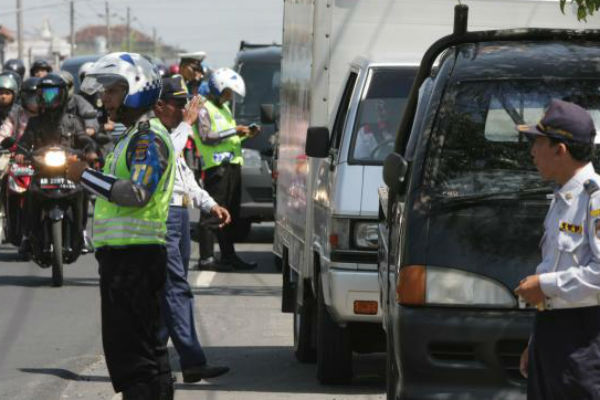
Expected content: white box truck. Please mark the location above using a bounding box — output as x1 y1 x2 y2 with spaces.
274 0 591 385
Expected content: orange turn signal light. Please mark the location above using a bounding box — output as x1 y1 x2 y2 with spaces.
396 265 426 305
354 300 378 315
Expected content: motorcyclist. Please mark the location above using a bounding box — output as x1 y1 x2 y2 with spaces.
194 68 260 270
78 62 115 142
30 60 52 78
3 59 25 81
0 72 26 142
21 77 41 117
16 73 96 255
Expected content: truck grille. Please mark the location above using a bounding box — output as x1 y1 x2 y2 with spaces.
496 340 527 384
247 187 273 202
429 342 476 362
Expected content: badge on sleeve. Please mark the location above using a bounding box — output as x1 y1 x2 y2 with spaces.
134 139 150 161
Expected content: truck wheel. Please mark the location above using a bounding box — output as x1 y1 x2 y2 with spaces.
316 279 352 384
294 291 316 363
51 220 63 287
231 218 252 242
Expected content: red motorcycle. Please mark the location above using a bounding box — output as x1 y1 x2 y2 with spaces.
3 155 34 247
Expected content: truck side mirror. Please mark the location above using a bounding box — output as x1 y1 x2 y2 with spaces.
383 152 408 195
305 127 330 158
260 104 275 124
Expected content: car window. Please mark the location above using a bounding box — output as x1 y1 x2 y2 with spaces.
350 67 416 163
426 79 600 197
234 62 281 119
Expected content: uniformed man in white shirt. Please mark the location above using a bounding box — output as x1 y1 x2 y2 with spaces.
515 99 600 399
153 76 231 383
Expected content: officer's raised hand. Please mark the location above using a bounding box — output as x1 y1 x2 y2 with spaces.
514 275 545 306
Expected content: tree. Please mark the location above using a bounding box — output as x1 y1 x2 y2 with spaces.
559 0 600 21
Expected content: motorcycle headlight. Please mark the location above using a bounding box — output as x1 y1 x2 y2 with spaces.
44 150 66 167
353 222 378 249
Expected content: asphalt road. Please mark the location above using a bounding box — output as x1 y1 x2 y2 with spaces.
0 221 385 400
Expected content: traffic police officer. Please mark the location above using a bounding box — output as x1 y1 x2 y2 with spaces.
195 68 260 270
153 76 231 382
66 52 176 400
515 99 600 399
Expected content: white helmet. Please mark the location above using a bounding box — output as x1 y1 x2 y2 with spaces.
208 67 246 98
80 52 161 109
78 61 95 82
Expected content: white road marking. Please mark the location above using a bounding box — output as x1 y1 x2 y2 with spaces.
194 271 217 287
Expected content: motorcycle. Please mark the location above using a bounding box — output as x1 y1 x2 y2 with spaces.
3 155 34 247
1 137 85 287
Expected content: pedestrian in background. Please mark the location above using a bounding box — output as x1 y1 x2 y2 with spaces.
153 76 231 382
515 99 600 399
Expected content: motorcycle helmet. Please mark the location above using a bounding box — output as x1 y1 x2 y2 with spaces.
38 73 68 112
78 61 95 85
58 70 75 98
0 72 20 96
168 64 180 76
30 59 53 77
208 68 245 98
81 52 162 110
21 77 41 115
3 59 25 80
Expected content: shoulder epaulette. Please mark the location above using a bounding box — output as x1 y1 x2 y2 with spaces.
584 179 599 195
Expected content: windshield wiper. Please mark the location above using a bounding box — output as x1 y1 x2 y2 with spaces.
434 186 553 209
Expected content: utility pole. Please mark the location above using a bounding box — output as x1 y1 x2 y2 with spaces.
105 1 111 52
16 0 23 59
126 6 131 52
69 1 74 55
152 27 157 57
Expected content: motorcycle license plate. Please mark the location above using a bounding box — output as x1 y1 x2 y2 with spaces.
39 177 75 189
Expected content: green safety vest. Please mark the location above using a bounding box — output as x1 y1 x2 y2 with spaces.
193 101 244 171
92 118 175 248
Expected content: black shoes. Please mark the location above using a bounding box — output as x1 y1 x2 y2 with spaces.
18 236 31 261
81 231 94 254
221 255 258 270
194 256 233 272
182 364 230 383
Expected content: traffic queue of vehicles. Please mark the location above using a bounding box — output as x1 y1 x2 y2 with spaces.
272 0 600 398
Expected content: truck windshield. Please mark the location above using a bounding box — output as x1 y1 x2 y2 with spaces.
427 79 600 198
234 62 281 119
350 67 416 164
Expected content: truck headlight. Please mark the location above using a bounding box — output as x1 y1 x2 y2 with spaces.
44 150 66 167
396 265 516 308
353 222 378 249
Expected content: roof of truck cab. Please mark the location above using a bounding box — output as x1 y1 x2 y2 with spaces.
350 56 420 71
235 45 281 65
450 41 600 81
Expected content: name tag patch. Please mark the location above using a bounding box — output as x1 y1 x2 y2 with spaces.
560 221 583 234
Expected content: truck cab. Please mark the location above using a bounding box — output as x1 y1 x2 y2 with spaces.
280 57 416 383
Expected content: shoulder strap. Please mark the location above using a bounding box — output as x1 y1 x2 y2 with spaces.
584 179 599 196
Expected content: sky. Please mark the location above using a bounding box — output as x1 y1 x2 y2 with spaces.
0 0 284 68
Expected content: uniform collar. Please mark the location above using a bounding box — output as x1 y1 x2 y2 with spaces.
556 162 596 205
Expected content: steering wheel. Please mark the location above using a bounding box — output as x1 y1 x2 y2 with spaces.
370 138 395 160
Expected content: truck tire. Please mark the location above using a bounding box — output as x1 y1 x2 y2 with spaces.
316 279 352 384
51 220 63 287
294 290 316 363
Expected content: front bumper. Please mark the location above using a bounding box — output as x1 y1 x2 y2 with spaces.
324 267 382 324
393 306 533 399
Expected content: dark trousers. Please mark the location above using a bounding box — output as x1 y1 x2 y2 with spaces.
160 206 207 368
198 163 241 260
96 245 173 399
528 306 600 400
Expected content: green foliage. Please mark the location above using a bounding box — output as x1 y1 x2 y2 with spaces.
559 0 600 21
